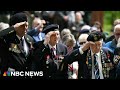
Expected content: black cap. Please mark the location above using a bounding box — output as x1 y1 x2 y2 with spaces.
42 24 59 35
87 31 103 42
9 12 27 26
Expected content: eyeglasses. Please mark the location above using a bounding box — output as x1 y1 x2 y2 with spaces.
79 42 86 45
115 33 120 36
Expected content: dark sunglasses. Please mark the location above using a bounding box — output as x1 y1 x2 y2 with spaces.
79 42 86 45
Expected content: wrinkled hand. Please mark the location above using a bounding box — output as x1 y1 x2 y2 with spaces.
13 21 28 32
81 41 91 52
35 20 46 32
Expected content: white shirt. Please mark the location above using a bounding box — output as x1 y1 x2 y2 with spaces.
22 36 29 56
79 47 104 79
16 35 29 56
91 51 104 79
48 44 56 56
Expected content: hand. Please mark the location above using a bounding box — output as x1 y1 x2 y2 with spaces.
35 20 46 32
64 16 68 21
13 21 28 32
13 21 28 37
81 41 91 52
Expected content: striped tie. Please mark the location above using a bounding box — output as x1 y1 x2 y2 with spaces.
51 48 55 59
93 54 100 79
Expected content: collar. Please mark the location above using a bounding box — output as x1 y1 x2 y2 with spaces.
48 43 56 50
16 35 25 41
91 50 100 56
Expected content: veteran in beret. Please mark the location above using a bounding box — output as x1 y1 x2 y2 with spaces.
32 24 68 79
61 31 115 79
0 12 34 77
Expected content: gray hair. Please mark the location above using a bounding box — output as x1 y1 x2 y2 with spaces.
114 24 120 32
61 28 71 39
62 34 76 47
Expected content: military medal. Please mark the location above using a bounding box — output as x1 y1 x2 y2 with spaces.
46 55 50 64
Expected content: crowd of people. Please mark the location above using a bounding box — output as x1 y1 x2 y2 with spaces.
0 11 120 79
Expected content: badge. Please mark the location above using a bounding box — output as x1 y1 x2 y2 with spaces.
94 35 98 41
9 43 21 53
46 60 49 64
46 55 50 64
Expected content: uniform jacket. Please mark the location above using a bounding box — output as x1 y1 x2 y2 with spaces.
62 47 115 79
0 27 34 76
32 41 68 79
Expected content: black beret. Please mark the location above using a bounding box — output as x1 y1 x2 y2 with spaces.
9 12 27 26
42 24 59 35
87 31 103 42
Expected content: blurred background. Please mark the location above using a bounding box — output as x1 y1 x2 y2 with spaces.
0 11 119 37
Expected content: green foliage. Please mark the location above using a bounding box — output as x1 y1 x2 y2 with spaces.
103 11 120 36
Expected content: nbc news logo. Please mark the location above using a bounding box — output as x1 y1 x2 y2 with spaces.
1 71 43 77
0 71 11 76
3 71 11 76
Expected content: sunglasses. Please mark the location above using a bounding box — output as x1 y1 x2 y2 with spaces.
79 42 86 45
115 33 120 36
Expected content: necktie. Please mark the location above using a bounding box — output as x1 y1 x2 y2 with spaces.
20 38 29 56
93 54 100 79
51 48 55 59
20 38 24 49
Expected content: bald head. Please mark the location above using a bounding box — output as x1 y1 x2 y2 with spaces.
78 34 89 46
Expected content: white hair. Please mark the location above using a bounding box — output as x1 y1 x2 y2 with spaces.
78 34 89 43
81 25 91 30
43 30 60 45
114 24 120 32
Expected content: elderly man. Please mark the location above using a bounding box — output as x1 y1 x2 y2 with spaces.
61 31 115 79
105 24 120 53
32 24 68 79
0 12 34 77
77 33 89 47
27 17 46 42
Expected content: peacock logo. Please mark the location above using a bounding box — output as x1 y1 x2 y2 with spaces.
3 71 11 76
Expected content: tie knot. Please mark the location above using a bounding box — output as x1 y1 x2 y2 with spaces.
20 38 22 41
20 38 23 45
51 47 55 51
93 54 97 57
